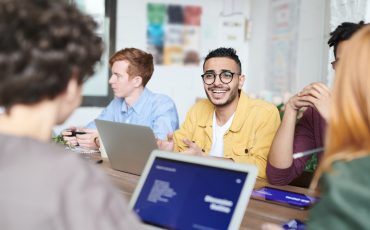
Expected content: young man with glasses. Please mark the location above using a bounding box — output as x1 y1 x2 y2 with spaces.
158 47 280 179
266 21 365 186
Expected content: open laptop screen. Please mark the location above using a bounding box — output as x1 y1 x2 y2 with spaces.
132 156 249 230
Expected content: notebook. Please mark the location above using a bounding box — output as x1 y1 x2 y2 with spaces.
95 119 157 175
129 150 258 230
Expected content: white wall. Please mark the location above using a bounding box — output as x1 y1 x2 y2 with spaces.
54 0 251 133
116 0 251 122
296 0 329 89
327 0 367 86
57 0 368 133
248 0 330 98
246 0 269 95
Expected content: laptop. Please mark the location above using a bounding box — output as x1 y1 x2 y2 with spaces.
95 119 157 175
129 150 258 230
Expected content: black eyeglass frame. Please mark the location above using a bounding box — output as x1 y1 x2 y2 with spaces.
331 58 339 69
201 71 241 85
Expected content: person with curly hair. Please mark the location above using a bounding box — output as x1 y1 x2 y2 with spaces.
266 21 365 186
0 0 140 228
308 23 370 229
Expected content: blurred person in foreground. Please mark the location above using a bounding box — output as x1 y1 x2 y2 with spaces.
307 22 370 230
266 21 365 185
0 0 140 229
263 24 370 230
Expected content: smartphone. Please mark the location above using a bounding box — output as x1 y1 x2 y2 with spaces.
251 186 318 210
67 130 86 137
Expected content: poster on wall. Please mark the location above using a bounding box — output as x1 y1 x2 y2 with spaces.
147 3 166 64
147 3 202 65
267 0 300 94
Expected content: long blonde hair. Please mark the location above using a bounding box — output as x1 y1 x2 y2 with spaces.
310 25 370 189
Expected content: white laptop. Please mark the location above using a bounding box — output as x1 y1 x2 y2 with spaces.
95 119 157 175
129 150 258 230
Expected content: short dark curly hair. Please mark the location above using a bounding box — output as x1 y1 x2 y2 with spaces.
0 0 104 110
328 21 365 58
203 47 242 73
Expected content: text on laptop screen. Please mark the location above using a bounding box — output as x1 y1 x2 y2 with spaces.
132 157 249 230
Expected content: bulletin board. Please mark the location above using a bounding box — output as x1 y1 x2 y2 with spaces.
147 3 202 66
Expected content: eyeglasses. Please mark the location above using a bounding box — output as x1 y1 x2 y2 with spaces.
201 71 240 85
331 58 339 69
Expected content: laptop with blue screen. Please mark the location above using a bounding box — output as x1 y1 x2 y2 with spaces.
129 150 258 230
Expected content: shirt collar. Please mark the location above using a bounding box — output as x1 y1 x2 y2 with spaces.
229 91 250 132
120 88 151 114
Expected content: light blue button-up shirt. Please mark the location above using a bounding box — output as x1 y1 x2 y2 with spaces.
86 88 179 140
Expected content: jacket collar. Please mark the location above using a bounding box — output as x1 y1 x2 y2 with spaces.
198 91 250 133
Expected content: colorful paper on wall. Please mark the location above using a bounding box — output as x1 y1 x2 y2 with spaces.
147 3 202 65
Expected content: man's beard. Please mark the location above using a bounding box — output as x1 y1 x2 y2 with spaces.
205 85 239 108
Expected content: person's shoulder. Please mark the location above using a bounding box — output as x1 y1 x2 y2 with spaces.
41 144 110 190
28 139 91 172
330 155 370 177
153 93 175 103
308 156 370 230
108 97 124 106
146 89 175 104
1 134 67 161
0 134 100 183
101 97 123 112
320 155 370 192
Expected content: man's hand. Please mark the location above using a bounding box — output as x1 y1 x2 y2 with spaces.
61 126 79 147
286 82 331 121
157 133 175 151
182 139 203 156
75 128 99 149
297 82 331 121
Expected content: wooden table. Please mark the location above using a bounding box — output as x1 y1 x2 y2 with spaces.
100 159 314 230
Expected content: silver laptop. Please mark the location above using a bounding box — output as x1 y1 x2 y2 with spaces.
95 119 157 175
129 150 258 230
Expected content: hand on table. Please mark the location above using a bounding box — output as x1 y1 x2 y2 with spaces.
61 126 79 147
157 133 175 151
75 128 99 149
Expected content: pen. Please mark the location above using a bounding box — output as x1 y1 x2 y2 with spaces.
95 159 103 164
292 147 324 159
71 130 87 136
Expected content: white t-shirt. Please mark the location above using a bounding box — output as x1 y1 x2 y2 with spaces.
209 111 235 157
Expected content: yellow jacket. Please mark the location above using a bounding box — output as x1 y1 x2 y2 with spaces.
173 92 280 178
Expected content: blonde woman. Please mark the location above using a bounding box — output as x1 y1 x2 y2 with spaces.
307 24 370 228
